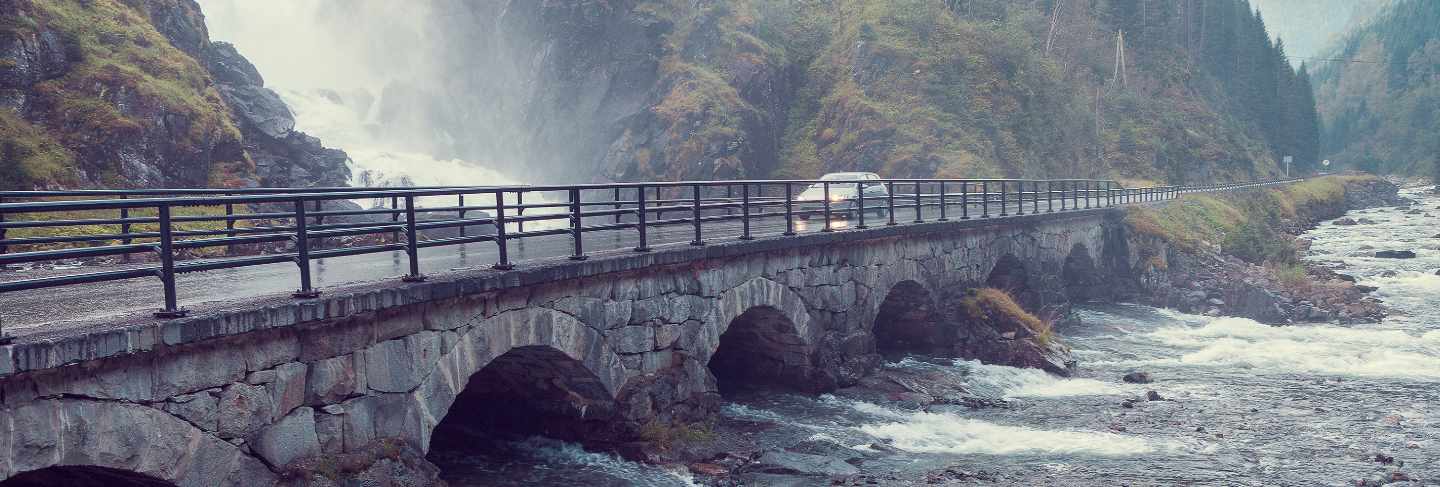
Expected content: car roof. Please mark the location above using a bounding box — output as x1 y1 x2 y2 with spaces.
820 172 880 179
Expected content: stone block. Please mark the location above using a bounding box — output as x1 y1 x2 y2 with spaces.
297 316 376 362
339 396 379 452
314 409 344 454
33 356 154 402
252 407 320 469
164 390 220 432
217 383 273 440
655 324 683 350
306 355 359 405
268 362 308 419
363 332 441 393
243 330 300 372
153 343 247 398
611 326 655 354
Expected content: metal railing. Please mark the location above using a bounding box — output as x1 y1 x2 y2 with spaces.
0 178 1297 318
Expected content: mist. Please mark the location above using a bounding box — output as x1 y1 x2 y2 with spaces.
196 0 533 188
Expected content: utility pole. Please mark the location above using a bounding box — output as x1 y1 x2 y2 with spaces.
1045 0 1064 57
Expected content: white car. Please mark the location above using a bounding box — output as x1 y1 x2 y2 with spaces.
796 172 889 219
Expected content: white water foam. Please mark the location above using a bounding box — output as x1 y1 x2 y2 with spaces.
513 438 700 487
952 359 1131 398
839 400 1157 456
1143 317 1440 379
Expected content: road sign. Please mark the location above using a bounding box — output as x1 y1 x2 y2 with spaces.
1284 155 1293 177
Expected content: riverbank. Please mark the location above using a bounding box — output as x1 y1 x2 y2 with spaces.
1122 174 1403 324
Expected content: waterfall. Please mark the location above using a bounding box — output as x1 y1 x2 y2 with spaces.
196 0 529 189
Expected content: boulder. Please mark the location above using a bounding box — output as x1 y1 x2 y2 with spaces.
1122 372 1153 384
1332 218 1358 226
1374 250 1417 259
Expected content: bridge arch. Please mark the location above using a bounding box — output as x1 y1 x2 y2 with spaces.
707 278 821 394
986 253 1037 309
871 279 947 356
414 308 628 452
1062 243 1103 302
0 400 274 487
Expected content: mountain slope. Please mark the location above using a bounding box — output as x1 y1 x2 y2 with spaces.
0 0 348 190
1314 0 1440 177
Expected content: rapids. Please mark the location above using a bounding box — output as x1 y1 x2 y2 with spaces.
436 188 1439 486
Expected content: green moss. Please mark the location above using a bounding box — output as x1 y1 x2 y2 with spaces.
10 0 245 187
639 419 715 450
0 110 78 189
1125 175 1371 264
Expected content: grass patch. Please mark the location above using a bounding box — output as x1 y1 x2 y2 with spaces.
1125 175 1370 264
4 198 251 256
959 287 1054 346
639 419 716 450
5 0 245 188
0 110 79 189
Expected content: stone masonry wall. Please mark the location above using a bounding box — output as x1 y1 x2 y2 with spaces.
0 210 1124 486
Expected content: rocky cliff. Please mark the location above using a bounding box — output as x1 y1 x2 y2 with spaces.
383 0 1308 184
0 0 347 189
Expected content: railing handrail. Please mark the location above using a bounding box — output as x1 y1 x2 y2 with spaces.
0 177 1301 320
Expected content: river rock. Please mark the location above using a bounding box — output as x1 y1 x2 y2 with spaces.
1374 250 1416 259
1333 218 1358 226
1146 390 1164 401
1122 372 1153 384
751 450 860 477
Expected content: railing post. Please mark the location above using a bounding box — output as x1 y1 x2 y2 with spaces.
856 181 868 229
515 191 525 234
402 196 425 282
120 194 134 261
913 182 923 223
0 195 6 256
153 203 187 318
222 194 236 255
634 186 650 252
292 200 320 298
999 181 1008 217
1017 181 1026 216
1073 181 1081 209
390 196 401 244
1032 180 1040 214
740 183 754 240
1084 181 1092 209
1060 181 1068 211
783 183 797 236
1047 181 1055 213
692 184 706 245
937 181 948 222
961 181 970 220
822 182 834 232
981 181 990 218
493 190 514 270
725 185 734 216
886 182 897 226
458 194 467 238
614 188 623 225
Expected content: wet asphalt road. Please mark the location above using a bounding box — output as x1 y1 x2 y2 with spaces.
0 196 1112 337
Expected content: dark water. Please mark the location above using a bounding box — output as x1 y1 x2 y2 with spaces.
436 189 1440 486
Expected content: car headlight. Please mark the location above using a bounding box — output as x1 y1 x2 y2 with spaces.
829 194 845 202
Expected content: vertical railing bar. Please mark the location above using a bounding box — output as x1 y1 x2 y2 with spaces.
784 183 797 236
886 182 897 226
458 194 467 238
981 181 990 218
292 200 320 298
402 195 425 282
635 186 650 252
938 181 948 221
822 182 833 232
493 190 513 270
912 181 923 223
740 183 753 240
568 188 586 260
999 180 1008 217
692 184 705 245
153 203 187 318
856 181 868 229
961 181 970 220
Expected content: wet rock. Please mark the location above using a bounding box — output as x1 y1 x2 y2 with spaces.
1121 399 1137 409
1391 472 1412 482
1123 371 1154 384
1336 273 1358 282
689 463 728 476
751 450 860 477
1373 453 1394 465
1356 285 1379 293
868 442 902 454
1357 218 1378 225
1374 250 1417 259
1333 218 1358 226
1145 390 1164 401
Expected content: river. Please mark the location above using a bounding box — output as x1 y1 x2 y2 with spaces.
429 187 1438 486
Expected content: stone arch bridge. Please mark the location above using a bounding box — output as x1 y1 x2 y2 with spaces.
0 209 1133 486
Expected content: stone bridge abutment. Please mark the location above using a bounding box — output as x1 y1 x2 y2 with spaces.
0 210 1131 485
